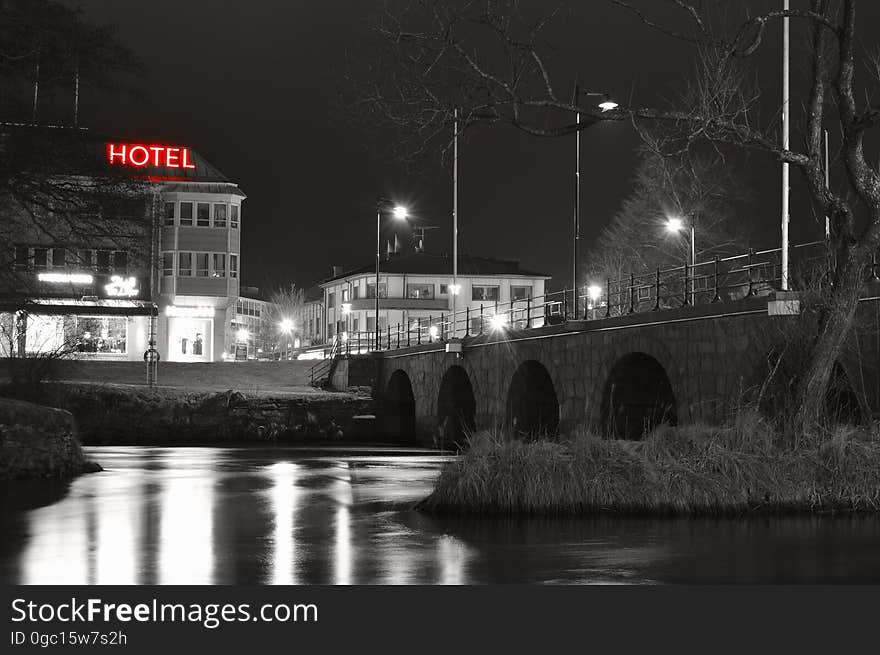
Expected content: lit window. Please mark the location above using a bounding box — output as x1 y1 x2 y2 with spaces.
214 204 227 228
196 253 209 277
212 253 226 277
163 202 175 226
511 285 532 301
407 283 434 299
161 252 173 277
342 288 349 302
472 285 499 301
178 252 192 277
231 205 239 229
230 254 238 278
180 202 193 226
366 283 386 299
197 203 210 227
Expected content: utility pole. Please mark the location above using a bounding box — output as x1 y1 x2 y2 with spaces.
781 0 791 290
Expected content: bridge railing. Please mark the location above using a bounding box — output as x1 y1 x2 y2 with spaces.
327 240 878 354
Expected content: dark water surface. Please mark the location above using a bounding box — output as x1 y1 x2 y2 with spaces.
1 447 879 584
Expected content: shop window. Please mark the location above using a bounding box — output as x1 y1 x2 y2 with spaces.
472 285 499 301
162 252 174 277
511 285 532 301
163 202 175 226
72 316 127 354
14 245 28 270
178 252 192 277
230 254 238 278
51 248 66 268
196 253 209 277
407 283 434 299
197 203 210 227
32 248 48 270
214 204 227 228
113 251 128 272
231 205 239 229
96 250 111 273
212 253 226 278
180 202 193 226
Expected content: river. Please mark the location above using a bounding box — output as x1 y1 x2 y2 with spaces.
1 446 879 584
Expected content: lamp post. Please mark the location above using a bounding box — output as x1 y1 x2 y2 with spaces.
279 318 294 360
666 215 696 304
375 199 408 349
573 87 618 318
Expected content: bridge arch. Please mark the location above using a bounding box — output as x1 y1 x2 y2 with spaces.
437 365 477 448
384 369 417 443
506 360 560 437
601 352 677 439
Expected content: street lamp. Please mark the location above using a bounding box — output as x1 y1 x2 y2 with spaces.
376 199 408 349
278 319 294 360
666 215 696 304
574 87 618 319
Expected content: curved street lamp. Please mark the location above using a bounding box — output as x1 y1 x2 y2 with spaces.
376 198 408 349
666 215 696 304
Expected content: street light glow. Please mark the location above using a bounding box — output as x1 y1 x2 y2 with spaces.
598 100 619 112
429 325 439 340
392 205 408 220
587 285 602 302
490 313 508 331
666 216 685 233
279 318 294 333
236 328 250 342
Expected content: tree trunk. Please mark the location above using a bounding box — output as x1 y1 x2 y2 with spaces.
793 252 865 435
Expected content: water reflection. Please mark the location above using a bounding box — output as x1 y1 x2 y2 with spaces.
1 447 879 585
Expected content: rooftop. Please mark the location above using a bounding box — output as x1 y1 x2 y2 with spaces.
321 251 550 285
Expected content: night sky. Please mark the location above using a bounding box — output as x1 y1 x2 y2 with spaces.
74 1 880 293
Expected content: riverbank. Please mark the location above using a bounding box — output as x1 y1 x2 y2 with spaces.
0 398 101 479
419 413 880 515
0 382 378 445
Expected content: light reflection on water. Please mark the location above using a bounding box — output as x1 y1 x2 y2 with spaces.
1 446 879 585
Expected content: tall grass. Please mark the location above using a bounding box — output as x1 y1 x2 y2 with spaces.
418 411 880 515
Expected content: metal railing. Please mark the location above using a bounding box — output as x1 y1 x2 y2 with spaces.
312 240 876 356
308 335 340 385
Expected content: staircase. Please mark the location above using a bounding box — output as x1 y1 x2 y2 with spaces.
308 337 341 388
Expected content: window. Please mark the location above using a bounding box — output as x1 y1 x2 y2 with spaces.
51 248 66 268
163 202 175 226
14 246 28 270
214 204 227 228
439 284 448 295
230 254 238 278
196 253 209 277
472 285 499 301
77 249 93 269
470 317 483 334
33 248 48 270
212 253 226 277
162 252 174 276
73 316 127 354
231 205 239 229
366 316 376 332
352 286 360 300
366 283 387 299
178 252 192 277
511 285 532 301
352 317 359 332
96 250 111 273
342 288 349 302
328 291 336 307
197 203 210 226
113 251 128 272
407 283 434 299
180 202 193 226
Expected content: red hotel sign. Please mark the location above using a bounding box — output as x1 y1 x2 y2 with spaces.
106 143 196 169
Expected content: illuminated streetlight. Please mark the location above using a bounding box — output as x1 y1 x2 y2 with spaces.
666 215 696 304
587 285 602 305
428 325 439 340
598 99 619 112
376 199 409 349
490 313 508 331
279 318 294 334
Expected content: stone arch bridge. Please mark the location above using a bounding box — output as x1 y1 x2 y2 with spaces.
337 291 880 447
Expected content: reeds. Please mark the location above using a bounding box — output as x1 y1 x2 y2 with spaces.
418 411 880 515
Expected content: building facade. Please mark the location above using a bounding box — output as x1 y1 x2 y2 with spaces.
1 125 251 363
319 252 550 345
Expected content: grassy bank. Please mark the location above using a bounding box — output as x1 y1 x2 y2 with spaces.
418 413 880 515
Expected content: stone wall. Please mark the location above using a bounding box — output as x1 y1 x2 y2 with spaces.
0 397 100 479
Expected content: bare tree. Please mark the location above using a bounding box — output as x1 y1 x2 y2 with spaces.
261 284 306 357
359 0 880 431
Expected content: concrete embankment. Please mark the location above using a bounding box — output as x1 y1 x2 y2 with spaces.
1 383 379 445
0 397 101 479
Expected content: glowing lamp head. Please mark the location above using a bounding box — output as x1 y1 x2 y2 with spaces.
392 205 408 220
666 217 685 233
236 328 250 342
341 331 349 342
490 313 509 331
279 318 294 334
428 325 439 340
598 100 619 112
587 285 602 302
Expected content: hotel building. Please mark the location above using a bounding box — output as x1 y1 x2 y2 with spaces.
0 125 256 363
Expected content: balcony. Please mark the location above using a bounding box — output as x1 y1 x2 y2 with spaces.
348 297 448 312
